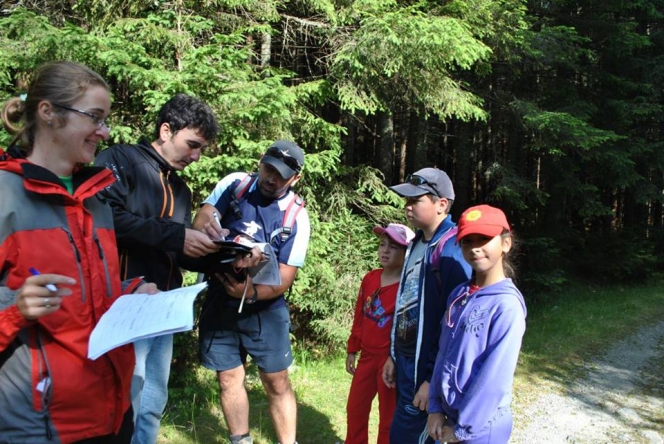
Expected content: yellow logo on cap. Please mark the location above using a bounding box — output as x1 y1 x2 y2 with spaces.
465 210 482 221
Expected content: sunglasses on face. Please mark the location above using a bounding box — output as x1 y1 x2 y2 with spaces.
52 103 111 131
266 146 301 172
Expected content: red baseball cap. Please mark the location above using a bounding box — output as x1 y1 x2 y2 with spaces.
457 205 510 241
373 223 415 246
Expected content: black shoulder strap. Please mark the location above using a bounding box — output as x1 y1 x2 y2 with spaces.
229 173 257 220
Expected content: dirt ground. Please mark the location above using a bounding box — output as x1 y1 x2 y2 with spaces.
510 321 664 444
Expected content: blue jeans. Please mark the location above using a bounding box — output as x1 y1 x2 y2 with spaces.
131 334 173 444
389 353 434 444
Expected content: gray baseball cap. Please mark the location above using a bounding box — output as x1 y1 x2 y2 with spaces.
260 140 305 179
389 167 455 200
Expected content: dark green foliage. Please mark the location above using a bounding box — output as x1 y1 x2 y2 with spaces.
0 5 365 352
289 165 406 349
516 235 568 300
2 0 664 361
575 228 658 282
330 6 491 119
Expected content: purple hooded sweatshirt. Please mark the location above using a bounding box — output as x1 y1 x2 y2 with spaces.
428 278 527 441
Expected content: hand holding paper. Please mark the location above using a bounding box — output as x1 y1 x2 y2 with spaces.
87 282 208 360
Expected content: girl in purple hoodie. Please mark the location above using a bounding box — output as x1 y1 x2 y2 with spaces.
427 205 526 444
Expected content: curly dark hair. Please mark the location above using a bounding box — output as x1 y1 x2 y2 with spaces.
154 93 219 142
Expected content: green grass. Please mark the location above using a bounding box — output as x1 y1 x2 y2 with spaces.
159 359 362 444
159 279 664 444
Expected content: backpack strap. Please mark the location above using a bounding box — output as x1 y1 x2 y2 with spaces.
269 193 305 243
431 226 459 292
227 172 306 243
230 174 257 220
439 226 458 247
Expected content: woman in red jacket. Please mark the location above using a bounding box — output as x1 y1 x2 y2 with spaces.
0 61 157 443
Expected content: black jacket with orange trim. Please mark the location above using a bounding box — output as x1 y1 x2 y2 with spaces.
94 138 201 291
0 147 142 443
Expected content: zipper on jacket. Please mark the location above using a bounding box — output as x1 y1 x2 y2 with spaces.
94 235 113 297
166 170 174 217
35 329 54 440
43 412 53 440
120 250 129 280
65 230 86 302
411 227 456 391
159 170 175 218
160 169 176 288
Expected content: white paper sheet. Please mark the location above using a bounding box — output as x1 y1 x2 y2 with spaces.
87 282 208 360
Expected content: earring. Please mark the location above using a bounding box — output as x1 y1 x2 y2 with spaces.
47 121 52 126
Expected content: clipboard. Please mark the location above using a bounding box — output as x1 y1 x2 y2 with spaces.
212 240 253 263
203 241 253 279
203 241 281 286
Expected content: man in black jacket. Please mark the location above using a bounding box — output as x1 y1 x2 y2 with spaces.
95 94 221 444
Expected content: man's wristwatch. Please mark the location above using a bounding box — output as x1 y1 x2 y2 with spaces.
246 284 258 304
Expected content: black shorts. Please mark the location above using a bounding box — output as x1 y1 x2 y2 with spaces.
200 305 293 373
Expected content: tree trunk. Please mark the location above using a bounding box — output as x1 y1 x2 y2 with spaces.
342 111 356 165
376 110 394 184
406 111 427 173
261 31 271 69
453 120 473 212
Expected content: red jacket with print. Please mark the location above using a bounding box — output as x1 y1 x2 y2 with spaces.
0 147 141 443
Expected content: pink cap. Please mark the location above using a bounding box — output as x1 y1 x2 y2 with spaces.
373 223 415 246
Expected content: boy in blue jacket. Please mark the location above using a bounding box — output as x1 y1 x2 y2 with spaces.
382 168 472 443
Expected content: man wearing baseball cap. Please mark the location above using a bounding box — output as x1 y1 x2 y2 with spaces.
259 140 305 182
193 140 310 444
383 168 472 444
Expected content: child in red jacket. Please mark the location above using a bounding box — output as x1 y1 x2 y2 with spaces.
345 223 415 444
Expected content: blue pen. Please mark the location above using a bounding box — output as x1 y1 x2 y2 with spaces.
28 268 58 292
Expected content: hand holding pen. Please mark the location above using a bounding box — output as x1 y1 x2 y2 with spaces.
16 269 76 321
205 211 229 241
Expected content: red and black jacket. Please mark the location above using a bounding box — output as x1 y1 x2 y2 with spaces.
0 147 142 443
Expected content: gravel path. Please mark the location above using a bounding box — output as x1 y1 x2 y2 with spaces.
510 321 664 444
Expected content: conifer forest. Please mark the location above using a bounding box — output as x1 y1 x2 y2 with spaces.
1 0 663 349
